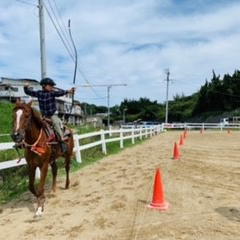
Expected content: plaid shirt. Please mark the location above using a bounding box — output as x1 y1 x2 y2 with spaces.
24 87 68 117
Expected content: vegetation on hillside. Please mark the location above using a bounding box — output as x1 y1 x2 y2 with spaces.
107 70 240 123
0 101 14 141
194 70 240 114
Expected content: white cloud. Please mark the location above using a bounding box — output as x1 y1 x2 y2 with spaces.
1 0 240 106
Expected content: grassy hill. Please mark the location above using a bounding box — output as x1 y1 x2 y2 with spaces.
0 101 14 142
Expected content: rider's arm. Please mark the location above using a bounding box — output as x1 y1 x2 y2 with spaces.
53 88 76 97
24 84 38 97
53 90 69 97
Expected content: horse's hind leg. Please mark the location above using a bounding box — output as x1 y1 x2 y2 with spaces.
50 161 58 192
65 154 71 189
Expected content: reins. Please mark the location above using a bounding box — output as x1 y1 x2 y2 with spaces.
23 128 43 147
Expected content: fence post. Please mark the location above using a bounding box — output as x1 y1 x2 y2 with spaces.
120 128 124 148
220 123 223 131
139 126 143 140
73 134 82 163
132 127 135 144
146 128 148 138
101 129 107 154
109 125 112 137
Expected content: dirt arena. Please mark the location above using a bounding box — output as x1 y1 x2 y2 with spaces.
0 131 240 240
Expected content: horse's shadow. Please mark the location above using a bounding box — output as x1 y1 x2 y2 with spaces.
215 206 240 222
0 183 65 221
0 192 36 216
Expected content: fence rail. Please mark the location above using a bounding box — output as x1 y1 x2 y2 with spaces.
0 125 163 174
161 122 240 130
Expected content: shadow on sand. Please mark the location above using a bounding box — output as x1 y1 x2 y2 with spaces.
215 206 240 222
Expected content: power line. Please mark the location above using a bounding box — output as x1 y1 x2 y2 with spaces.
78 84 127 127
16 0 37 7
47 0 74 55
79 96 107 100
52 0 92 80
45 1 101 97
43 3 75 61
42 2 103 98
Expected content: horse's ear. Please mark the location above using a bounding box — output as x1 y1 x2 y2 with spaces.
27 100 33 108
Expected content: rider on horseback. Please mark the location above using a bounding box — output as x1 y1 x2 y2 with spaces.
24 78 76 153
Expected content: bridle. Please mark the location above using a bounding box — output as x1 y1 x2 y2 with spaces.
12 106 44 160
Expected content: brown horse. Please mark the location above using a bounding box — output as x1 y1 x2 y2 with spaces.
11 100 74 218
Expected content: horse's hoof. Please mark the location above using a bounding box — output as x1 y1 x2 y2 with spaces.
34 207 43 218
50 189 57 195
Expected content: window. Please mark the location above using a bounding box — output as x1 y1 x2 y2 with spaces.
11 87 18 92
3 86 18 92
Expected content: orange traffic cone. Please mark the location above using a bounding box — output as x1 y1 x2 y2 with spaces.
228 129 231 134
179 135 184 146
173 142 181 159
200 128 204 134
148 168 169 210
183 130 187 139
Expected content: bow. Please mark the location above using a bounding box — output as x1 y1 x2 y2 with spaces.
68 19 78 115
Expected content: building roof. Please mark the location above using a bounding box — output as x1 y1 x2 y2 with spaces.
1 77 39 85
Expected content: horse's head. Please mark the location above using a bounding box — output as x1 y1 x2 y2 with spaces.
11 99 32 143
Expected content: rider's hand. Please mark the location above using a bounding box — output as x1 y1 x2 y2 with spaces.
68 87 76 94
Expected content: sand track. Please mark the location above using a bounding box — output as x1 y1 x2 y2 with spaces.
0 131 240 240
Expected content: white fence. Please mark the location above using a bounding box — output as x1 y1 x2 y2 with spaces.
161 122 240 130
0 125 163 174
1 122 239 174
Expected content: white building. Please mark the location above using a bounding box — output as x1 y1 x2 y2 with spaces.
0 77 84 125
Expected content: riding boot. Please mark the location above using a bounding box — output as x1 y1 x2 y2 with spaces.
60 141 68 153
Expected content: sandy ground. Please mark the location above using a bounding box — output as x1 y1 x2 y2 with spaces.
0 130 240 240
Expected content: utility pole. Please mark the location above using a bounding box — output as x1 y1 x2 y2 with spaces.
38 0 47 79
165 69 170 123
107 86 111 127
78 84 127 127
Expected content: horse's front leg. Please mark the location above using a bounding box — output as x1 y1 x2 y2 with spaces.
28 164 39 197
35 161 48 218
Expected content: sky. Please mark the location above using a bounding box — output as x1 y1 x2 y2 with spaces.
1 0 240 107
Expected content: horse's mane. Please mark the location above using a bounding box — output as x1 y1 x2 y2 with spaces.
31 107 45 128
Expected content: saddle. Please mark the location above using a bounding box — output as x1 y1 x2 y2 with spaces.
42 117 72 143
